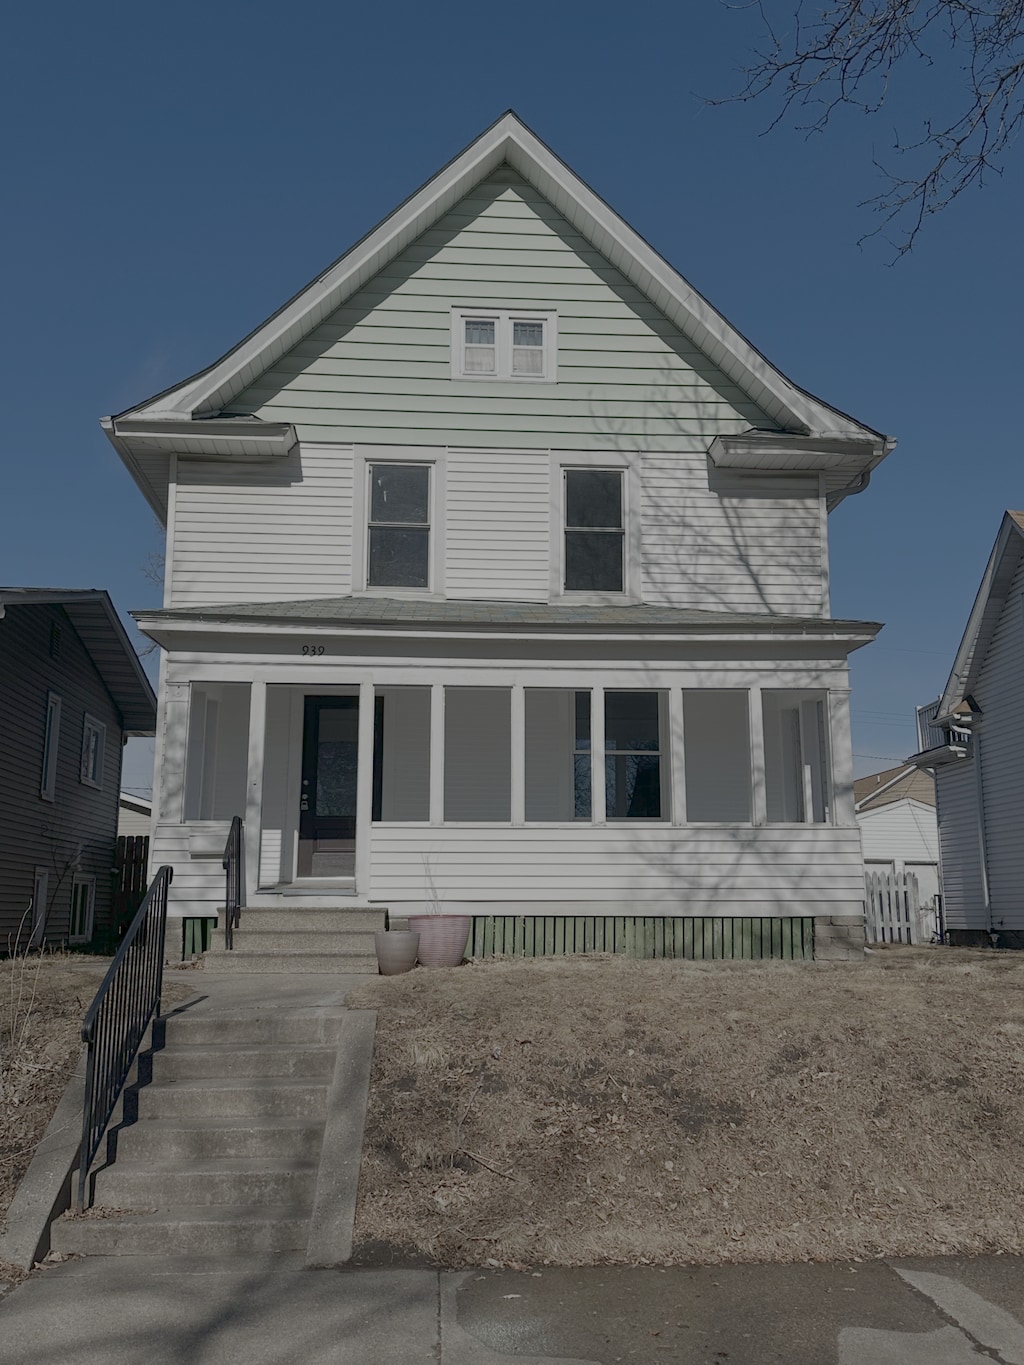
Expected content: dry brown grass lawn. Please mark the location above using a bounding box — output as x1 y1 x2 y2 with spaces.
349 948 1024 1269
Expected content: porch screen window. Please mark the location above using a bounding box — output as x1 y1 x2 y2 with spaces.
682 691 752 823
367 463 430 589
184 684 250 821
523 689 590 821
444 687 511 822
763 691 830 823
373 687 430 821
604 691 662 819
564 469 624 592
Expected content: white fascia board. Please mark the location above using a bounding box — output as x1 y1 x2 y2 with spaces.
938 513 1024 717
114 113 889 448
132 614 879 652
853 765 917 811
102 417 170 522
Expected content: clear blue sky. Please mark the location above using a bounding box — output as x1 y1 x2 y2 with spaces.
3 1 1020 795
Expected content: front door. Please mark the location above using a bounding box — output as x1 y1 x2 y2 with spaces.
298 696 358 878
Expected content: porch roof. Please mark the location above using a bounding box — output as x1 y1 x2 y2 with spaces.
135 595 881 639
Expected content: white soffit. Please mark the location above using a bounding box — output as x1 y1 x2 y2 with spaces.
112 112 888 448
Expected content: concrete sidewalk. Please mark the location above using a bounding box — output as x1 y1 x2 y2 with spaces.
4 1252 1024 1363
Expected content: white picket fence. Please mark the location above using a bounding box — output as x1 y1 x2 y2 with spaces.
865 870 938 945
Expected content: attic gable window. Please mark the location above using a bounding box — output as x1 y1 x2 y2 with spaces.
452 309 556 382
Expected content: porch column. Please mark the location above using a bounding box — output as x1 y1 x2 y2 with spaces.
429 683 445 825
829 688 855 826
355 681 375 895
510 684 525 826
159 679 190 826
668 687 686 825
748 686 767 826
590 684 605 825
244 681 267 904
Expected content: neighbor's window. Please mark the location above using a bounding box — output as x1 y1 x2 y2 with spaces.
762 691 830 824
564 468 624 592
452 309 556 381
367 463 431 590
604 691 664 819
682 691 752 823
69 874 96 945
41 692 61 801
80 714 106 789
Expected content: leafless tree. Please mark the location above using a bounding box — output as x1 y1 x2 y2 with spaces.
724 1 1024 254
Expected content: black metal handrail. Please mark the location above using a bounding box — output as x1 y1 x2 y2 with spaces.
77 865 172 1212
223 815 243 950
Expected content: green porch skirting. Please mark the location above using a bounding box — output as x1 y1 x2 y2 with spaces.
469 915 813 961
183 917 216 957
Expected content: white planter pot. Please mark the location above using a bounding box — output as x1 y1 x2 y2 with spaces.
408 915 471 968
374 929 420 975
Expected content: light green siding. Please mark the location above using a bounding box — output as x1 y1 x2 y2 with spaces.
230 169 777 447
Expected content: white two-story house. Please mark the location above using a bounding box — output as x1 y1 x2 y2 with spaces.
106 114 893 966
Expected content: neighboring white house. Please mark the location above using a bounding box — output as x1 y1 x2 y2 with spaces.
104 113 894 965
117 793 152 838
908 511 1024 947
854 765 940 906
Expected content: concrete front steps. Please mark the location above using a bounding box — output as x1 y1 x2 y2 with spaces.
204 906 385 974
51 1006 344 1258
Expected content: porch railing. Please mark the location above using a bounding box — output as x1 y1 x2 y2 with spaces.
77 865 172 1212
223 815 243 949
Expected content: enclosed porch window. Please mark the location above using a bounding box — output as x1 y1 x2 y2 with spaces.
762 691 831 823
184 683 250 821
682 690 752 823
444 687 511 822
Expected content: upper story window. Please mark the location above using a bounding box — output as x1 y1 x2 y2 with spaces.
367 462 431 589
41 692 61 802
564 468 624 593
80 714 106 789
452 309 557 382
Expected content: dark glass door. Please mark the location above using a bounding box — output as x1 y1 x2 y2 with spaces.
298 697 358 878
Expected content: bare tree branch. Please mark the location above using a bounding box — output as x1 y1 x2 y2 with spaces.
718 1 1024 254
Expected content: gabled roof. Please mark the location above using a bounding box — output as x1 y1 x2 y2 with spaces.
105 111 893 520
854 765 936 812
0 589 157 735
936 511 1024 720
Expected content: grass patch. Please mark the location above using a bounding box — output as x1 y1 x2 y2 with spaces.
349 947 1024 1268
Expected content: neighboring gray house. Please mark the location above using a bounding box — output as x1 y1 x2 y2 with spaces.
908 512 1024 946
0 590 157 951
854 764 939 906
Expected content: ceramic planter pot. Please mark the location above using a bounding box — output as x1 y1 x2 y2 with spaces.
374 929 420 976
408 914 471 968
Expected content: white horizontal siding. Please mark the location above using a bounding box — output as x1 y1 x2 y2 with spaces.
369 825 864 915
857 799 939 864
229 173 775 454
446 447 550 600
976 553 1024 929
934 761 985 930
170 445 354 606
151 824 224 920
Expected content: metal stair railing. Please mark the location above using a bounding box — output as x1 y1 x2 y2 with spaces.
223 815 243 950
76 865 172 1212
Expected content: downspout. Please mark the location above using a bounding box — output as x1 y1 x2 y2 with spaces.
972 726 993 937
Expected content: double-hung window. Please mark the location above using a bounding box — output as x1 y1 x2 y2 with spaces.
81 715 106 789
452 309 556 381
41 693 61 801
564 468 624 593
366 463 431 590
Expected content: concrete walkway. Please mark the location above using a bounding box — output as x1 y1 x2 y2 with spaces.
4 1252 1024 1363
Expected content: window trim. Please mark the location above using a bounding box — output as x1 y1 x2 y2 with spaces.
451 308 557 382
352 448 445 596
41 692 61 802
80 714 106 790
69 874 96 946
550 452 641 602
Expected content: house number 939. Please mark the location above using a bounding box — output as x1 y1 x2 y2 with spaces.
301 644 326 656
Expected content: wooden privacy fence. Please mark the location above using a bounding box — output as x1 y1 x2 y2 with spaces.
469 915 814 961
113 835 149 940
865 870 936 944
